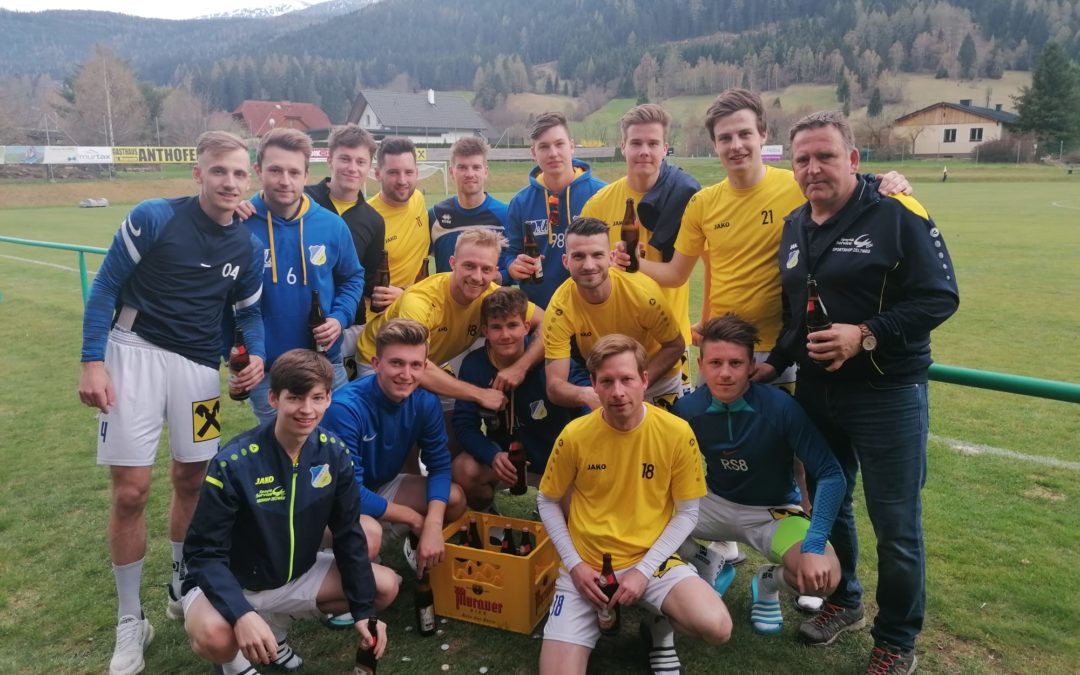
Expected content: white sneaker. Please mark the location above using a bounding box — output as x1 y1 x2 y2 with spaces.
165 584 183 621
109 615 153 675
403 534 418 573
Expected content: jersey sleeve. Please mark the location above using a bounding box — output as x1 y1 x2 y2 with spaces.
81 202 167 362
672 191 707 258
639 284 681 345
329 222 365 329
182 458 254 625
231 233 266 360
669 421 707 502
781 397 845 555
417 395 453 504
537 428 578 499
542 289 574 360
452 355 501 466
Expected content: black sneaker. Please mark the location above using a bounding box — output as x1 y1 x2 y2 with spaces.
797 601 865 645
866 641 918 674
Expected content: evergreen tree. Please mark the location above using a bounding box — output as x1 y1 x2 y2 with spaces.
959 34 977 79
867 87 883 117
1015 42 1080 146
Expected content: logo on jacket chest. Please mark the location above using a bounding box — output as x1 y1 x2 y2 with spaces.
310 463 332 488
785 244 800 269
308 244 327 266
832 234 873 254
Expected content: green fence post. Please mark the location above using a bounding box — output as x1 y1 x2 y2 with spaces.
78 251 90 304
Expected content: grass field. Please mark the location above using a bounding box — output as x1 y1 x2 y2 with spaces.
0 162 1078 674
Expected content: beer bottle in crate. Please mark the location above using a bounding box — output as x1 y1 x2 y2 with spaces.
353 616 379 674
227 327 250 401
620 198 640 272
467 517 483 550
415 570 436 636
597 553 620 635
308 288 327 353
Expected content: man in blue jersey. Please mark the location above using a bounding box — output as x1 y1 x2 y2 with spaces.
305 125 385 374
182 349 389 675
429 136 509 274
504 112 606 307
244 128 365 423
78 130 266 675
322 319 466 579
451 287 587 510
672 314 843 640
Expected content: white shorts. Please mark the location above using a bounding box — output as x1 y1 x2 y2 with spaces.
645 370 686 409
182 551 335 619
692 492 808 563
543 556 696 649
97 328 221 467
341 323 364 360
375 473 407 505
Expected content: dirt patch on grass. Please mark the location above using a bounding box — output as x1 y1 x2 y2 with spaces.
1023 486 1066 502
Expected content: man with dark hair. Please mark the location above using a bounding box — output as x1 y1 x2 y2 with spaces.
544 217 685 410
504 112 606 307
538 334 730 675
79 130 266 675
322 319 467 602
369 136 429 310
429 136 509 274
182 349 389 675
672 314 844 638
451 287 588 510
305 124 385 371
758 111 959 674
242 127 365 423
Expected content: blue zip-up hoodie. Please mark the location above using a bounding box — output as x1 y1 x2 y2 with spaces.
242 192 365 366
503 159 606 307
767 175 959 383
321 374 453 518
182 422 376 625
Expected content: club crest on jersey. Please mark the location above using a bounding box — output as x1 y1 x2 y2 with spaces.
263 249 273 268
529 400 548 420
308 245 327 266
786 247 800 269
310 464 332 488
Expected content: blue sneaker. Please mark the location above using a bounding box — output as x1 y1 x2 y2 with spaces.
711 562 736 596
750 570 783 635
322 612 354 630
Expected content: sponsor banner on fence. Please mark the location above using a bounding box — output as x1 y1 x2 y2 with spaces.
311 147 329 163
762 144 784 162
44 146 79 164
113 146 197 164
4 146 45 164
76 146 115 163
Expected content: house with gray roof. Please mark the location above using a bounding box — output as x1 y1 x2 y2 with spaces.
347 89 488 144
894 99 1020 157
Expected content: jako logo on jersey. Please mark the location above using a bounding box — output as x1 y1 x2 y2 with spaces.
712 221 731 230
255 475 275 485
263 249 272 268
786 247 800 269
308 245 327 266
310 464 332 488
529 400 548 420
587 463 607 471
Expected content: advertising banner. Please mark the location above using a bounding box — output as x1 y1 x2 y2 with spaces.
762 144 784 162
311 147 329 163
113 146 197 164
4 146 45 164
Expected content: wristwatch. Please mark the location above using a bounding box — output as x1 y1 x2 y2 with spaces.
858 324 877 352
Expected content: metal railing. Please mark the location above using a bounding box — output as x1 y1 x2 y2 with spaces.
0 235 108 304
2 235 1078 404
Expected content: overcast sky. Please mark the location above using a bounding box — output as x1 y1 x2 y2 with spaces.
0 1 261 20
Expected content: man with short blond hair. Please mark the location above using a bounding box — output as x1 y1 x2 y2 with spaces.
79 130 266 675
537 333 730 675
429 135 508 274
504 112 605 307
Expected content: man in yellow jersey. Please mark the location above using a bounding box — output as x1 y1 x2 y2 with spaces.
305 125 385 376
368 136 430 310
357 229 544 412
580 103 700 355
537 335 730 675
544 217 685 410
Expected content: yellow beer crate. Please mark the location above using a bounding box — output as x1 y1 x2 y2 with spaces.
431 511 558 634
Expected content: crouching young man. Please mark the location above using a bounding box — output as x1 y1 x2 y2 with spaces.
673 315 843 637
537 335 731 675
182 349 391 674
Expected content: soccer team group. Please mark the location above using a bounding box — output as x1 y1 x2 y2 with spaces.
77 87 959 675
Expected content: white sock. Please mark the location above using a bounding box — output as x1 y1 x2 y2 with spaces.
645 615 680 673
677 538 724 584
113 559 143 620
758 564 794 597
170 541 185 593
221 651 255 675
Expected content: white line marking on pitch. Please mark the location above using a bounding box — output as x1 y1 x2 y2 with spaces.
931 434 1080 471
0 253 98 275
1050 200 1080 210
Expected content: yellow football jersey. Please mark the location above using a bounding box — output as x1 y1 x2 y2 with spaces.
358 273 535 365
367 190 430 289
539 404 706 570
544 270 681 381
581 177 692 345
674 167 805 350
